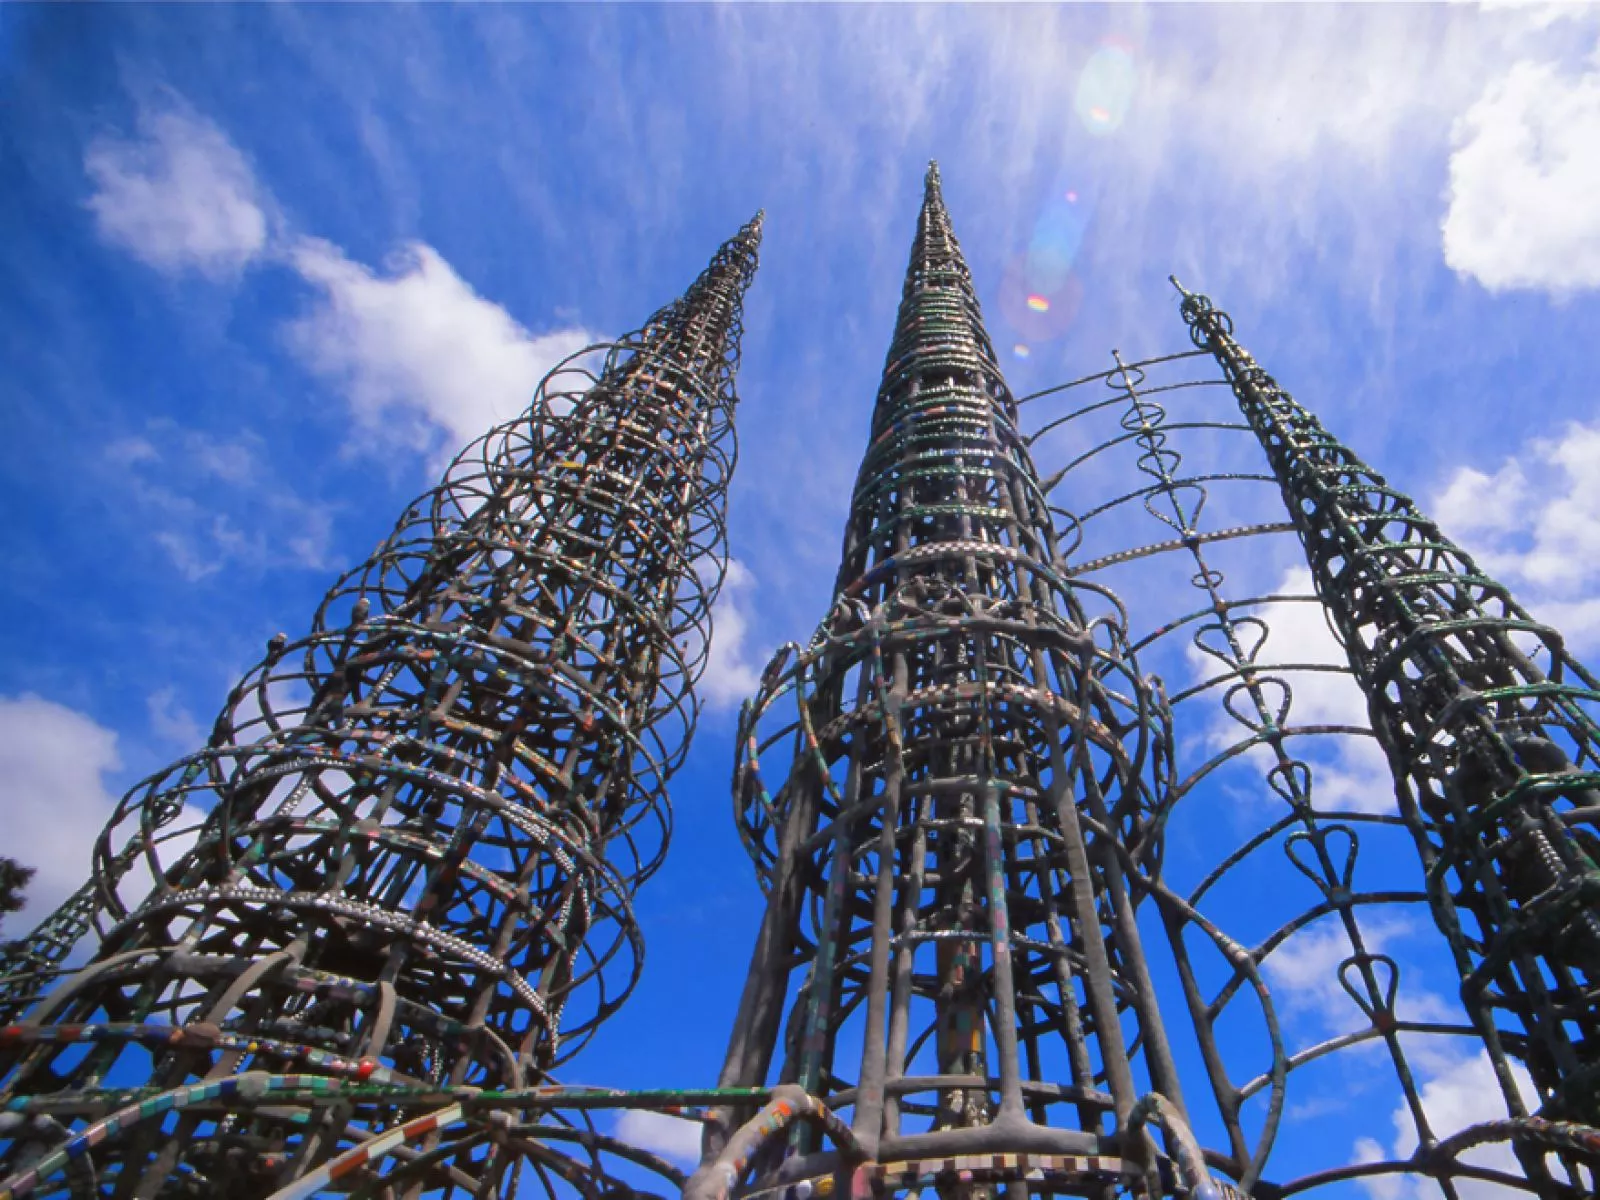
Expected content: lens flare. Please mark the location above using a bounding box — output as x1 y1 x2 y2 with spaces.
1000 256 1084 343
1065 190 1078 203
1075 41 1138 137
1025 199 1089 294
1013 344 1030 359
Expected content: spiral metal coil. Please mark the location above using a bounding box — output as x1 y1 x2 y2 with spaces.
689 166 1231 1200
0 214 762 1199
1022 307 1600 1195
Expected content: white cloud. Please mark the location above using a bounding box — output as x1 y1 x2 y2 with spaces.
1442 42 1600 293
147 687 205 749
285 237 595 459
87 91 594 465
612 1109 704 1165
699 558 765 710
85 100 271 279
0 695 122 934
105 436 160 467
183 431 260 485
1432 421 1600 650
1352 1051 1537 1200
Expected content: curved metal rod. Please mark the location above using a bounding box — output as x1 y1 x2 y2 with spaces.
683 1086 863 1200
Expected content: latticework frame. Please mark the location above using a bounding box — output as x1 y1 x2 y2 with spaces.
687 168 1231 1200
1171 284 1600 1193
1024 304 1599 1197
0 216 762 1199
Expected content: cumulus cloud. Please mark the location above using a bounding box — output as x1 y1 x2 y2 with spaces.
86 91 594 464
1432 421 1600 650
699 558 765 710
612 1109 704 1166
85 100 271 279
285 238 594 458
0 695 122 933
1351 1051 1537 1200
0 693 210 948
1442 43 1600 293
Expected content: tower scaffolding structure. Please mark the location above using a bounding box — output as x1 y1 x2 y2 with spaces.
3 163 1597 1200
658 174 1600 1200
685 165 1235 1200
1021 334 1600 1199
0 216 763 1200
1169 282 1600 1186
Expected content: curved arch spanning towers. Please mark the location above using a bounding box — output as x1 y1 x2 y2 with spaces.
1 166 1596 1200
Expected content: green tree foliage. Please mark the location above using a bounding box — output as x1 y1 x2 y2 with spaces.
0 856 35 934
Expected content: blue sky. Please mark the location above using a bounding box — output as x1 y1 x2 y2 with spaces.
2 3 1599 1196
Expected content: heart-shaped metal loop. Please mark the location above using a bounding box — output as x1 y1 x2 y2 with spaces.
1193 616 1270 667
1266 759 1313 807
1222 676 1291 732
1338 952 1400 1023
1144 482 1206 535
1283 824 1359 897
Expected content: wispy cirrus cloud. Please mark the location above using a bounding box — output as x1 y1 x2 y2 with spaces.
102 424 334 582
147 686 205 749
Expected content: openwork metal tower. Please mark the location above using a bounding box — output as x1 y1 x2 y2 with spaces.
1027 334 1600 1199
3 165 1597 1200
0 216 762 1199
1174 283 1600 1187
667 177 1600 1200
688 166 1229 1200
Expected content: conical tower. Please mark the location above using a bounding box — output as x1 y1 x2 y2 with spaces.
0 216 762 1199
1175 282 1600 1184
690 169 1227 1200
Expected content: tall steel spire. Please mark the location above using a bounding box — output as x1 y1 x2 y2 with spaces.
690 167 1227 1200
1176 281 1600 1181
0 216 762 1199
